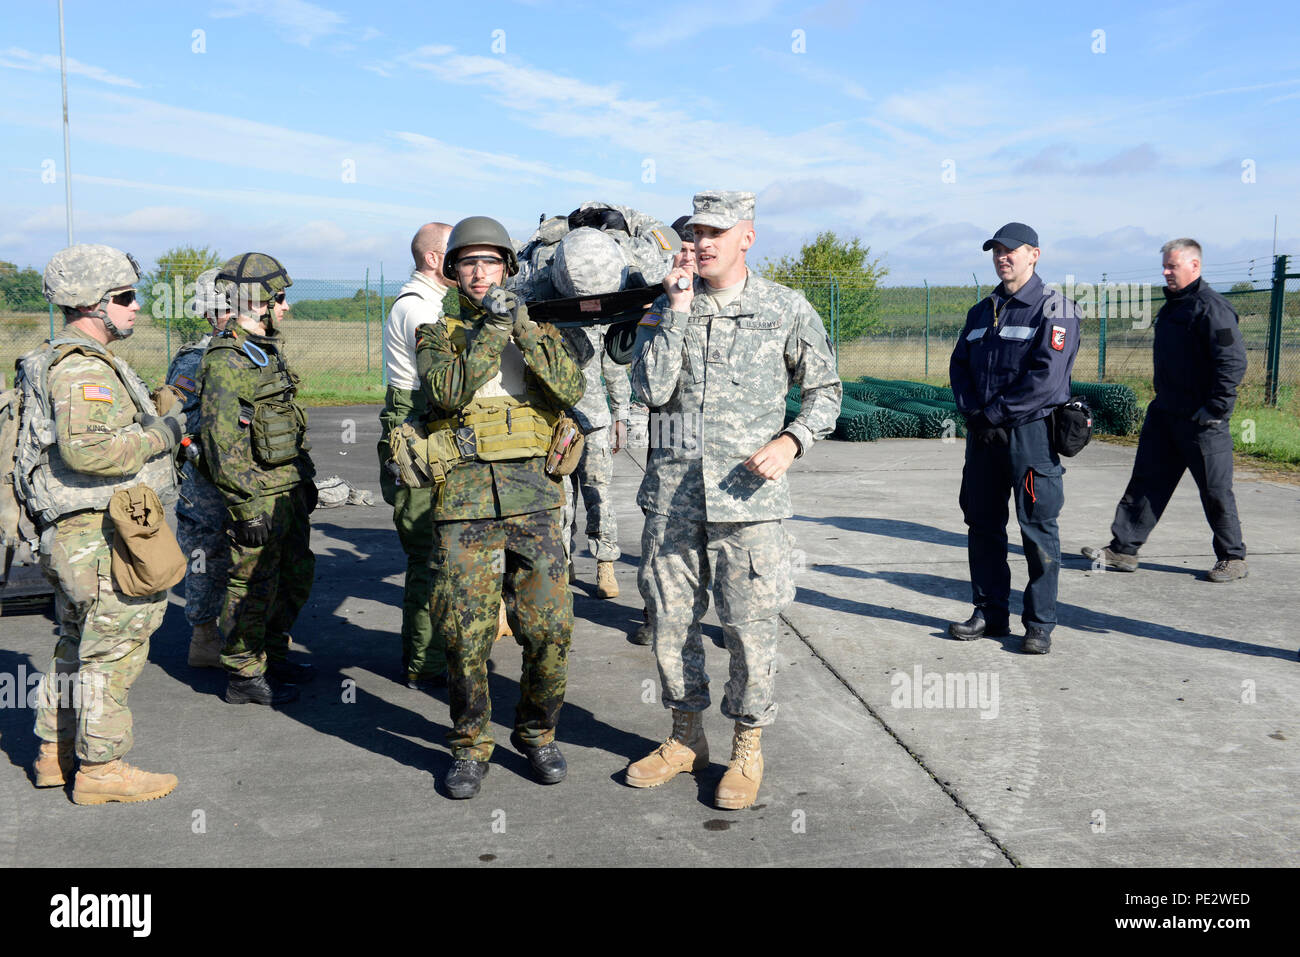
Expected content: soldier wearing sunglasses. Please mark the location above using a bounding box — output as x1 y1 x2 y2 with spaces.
29 244 184 804
198 252 318 707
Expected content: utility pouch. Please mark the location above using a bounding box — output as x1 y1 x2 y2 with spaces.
545 414 586 477
389 420 462 488
1052 396 1093 458
107 484 186 597
251 399 303 466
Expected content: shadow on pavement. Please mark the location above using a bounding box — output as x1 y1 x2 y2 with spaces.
808 563 1294 660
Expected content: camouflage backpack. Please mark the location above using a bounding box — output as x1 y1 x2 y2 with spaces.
0 341 83 550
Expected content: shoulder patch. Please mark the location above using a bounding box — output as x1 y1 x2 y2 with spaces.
81 384 114 402
639 312 661 327
648 228 672 252
1215 327 1236 346
1051 325 1067 351
173 374 198 394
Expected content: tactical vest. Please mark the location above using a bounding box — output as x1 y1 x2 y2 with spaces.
427 312 555 460
205 334 308 467
14 336 177 532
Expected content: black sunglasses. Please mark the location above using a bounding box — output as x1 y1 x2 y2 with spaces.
272 291 287 304
108 289 138 307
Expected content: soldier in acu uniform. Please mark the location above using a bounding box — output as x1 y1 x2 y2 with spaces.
29 244 185 804
165 267 234 669
625 191 841 810
415 216 584 799
199 253 317 706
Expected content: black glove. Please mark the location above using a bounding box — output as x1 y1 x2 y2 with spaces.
976 426 1010 447
299 481 319 513
134 410 187 449
232 514 271 547
479 285 517 335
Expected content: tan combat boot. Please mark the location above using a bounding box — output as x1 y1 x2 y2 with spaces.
596 561 619 599
72 759 179 806
188 620 223 668
496 599 512 641
714 723 764 810
625 709 709 787
33 740 75 788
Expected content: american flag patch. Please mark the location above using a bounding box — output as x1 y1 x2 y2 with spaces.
173 374 198 394
81 384 113 402
639 312 661 327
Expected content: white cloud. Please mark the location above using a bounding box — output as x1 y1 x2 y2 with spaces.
397 47 875 185
618 0 782 49
209 0 346 46
0 47 141 88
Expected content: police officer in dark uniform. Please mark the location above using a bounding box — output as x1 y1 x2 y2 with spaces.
949 223 1081 654
1083 238 1248 582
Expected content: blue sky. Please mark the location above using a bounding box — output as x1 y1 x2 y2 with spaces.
2 0 1298 286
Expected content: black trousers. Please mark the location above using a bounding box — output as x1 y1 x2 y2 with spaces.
959 416 1064 633
1108 406 1245 561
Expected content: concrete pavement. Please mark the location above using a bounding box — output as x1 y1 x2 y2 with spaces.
0 405 1295 867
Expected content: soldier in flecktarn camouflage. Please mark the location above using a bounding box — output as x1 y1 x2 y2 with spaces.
27 244 184 805
199 253 317 707
625 191 842 810
415 216 584 799
166 267 234 669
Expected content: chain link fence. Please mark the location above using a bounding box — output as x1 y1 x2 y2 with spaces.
3 259 1297 412
784 259 1299 413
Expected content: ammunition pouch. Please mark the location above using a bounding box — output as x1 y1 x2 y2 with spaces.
429 398 556 463
249 368 307 467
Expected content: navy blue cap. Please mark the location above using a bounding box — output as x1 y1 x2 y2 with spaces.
982 222 1039 251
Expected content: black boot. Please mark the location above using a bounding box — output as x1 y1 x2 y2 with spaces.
948 610 1010 641
225 674 300 706
510 732 567 785
444 759 489 799
268 660 316 685
1022 626 1052 655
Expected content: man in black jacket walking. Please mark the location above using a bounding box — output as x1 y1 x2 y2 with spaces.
1083 238 1249 582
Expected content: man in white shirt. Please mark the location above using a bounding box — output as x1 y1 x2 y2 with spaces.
379 222 457 688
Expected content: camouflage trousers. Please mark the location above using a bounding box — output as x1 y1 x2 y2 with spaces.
561 425 619 562
392 482 447 677
433 508 572 760
34 510 168 762
220 489 315 678
176 462 231 626
638 513 795 728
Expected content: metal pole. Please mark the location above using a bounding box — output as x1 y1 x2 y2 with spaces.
364 277 370 375
1098 273 1108 381
379 263 386 378
924 279 930 378
972 272 980 303
48 302 55 340
58 0 73 246
1265 254 1287 407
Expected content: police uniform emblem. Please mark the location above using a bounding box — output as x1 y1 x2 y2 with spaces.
1051 325 1067 351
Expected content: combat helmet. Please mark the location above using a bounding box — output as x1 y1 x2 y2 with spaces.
442 216 518 281
193 267 232 324
43 244 142 309
216 252 292 314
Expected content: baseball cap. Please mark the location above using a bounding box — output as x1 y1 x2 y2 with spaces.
982 222 1039 251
